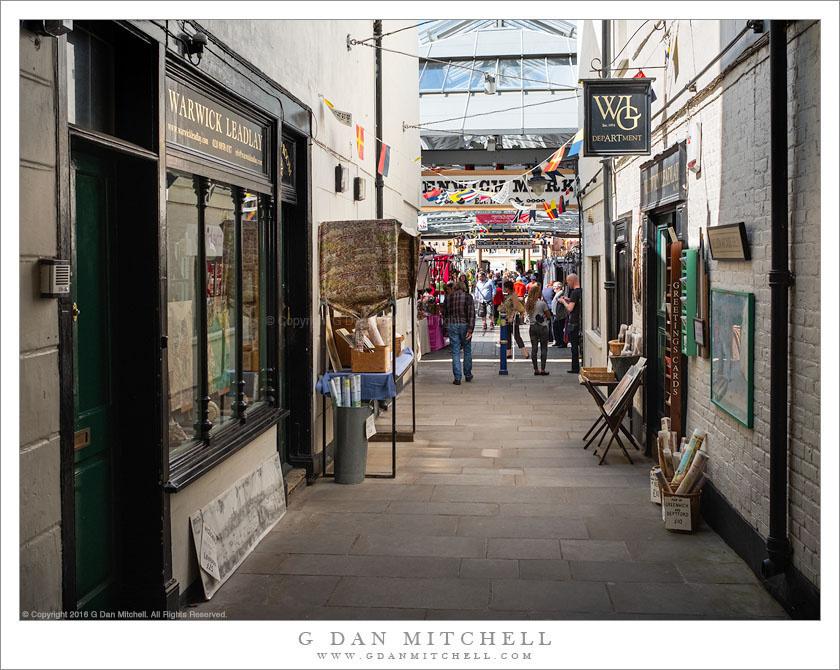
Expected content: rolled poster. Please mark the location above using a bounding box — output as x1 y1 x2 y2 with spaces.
342 377 352 408
675 450 709 495
653 467 673 495
672 429 706 487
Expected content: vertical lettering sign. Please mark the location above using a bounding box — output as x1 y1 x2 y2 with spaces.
669 242 683 436
166 78 268 177
640 143 687 211
582 78 653 156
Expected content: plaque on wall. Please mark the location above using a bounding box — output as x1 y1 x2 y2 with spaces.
706 222 751 260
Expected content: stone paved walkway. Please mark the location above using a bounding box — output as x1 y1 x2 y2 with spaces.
189 332 787 620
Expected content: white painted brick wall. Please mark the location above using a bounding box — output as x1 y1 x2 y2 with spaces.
604 21 820 588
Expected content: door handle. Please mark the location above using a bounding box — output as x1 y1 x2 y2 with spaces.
72 302 81 322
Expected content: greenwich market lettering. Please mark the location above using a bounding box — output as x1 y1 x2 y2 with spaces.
165 79 267 176
423 178 574 200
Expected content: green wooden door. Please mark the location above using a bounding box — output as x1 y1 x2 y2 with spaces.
72 153 117 611
655 223 671 421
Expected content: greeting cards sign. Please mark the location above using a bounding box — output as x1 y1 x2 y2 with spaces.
582 78 653 156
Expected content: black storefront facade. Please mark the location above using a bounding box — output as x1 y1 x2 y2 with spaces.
54 20 316 613
639 141 689 449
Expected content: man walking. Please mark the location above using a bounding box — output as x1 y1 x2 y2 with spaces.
473 271 495 332
442 280 475 384
558 273 581 373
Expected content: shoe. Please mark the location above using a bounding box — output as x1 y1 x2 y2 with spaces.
540 370 550 376
567 369 580 374
534 370 541 376
465 375 473 382
453 379 461 385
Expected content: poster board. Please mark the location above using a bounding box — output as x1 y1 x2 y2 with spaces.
189 453 286 599
603 358 646 417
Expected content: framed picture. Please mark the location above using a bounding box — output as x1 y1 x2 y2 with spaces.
693 317 707 348
706 222 751 260
710 289 754 427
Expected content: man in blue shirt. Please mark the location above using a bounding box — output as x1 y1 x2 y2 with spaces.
473 271 495 332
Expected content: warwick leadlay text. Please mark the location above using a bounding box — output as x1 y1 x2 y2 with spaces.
165 79 267 175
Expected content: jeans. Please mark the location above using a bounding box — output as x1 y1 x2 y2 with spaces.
449 324 472 380
568 322 581 372
529 324 549 370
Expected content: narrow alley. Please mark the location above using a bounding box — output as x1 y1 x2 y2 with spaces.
190 329 786 620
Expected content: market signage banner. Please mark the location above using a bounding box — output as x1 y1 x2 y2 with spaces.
475 240 538 250
640 143 687 211
582 78 653 156
165 77 269 177
422 171 574 206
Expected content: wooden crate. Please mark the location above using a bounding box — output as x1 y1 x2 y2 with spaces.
351 345 392 373
580 367 616 383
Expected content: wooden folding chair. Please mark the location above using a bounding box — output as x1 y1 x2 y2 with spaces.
584 365 646 465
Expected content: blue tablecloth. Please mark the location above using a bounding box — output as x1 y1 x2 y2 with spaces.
316 349 414 400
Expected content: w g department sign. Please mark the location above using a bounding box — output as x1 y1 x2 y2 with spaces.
582 78 653 156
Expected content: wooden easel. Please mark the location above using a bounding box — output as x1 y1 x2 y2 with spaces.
582 362 646 464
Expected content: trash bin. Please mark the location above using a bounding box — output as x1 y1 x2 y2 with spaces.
332 404 371 484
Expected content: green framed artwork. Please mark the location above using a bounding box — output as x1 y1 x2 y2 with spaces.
710 288 754 427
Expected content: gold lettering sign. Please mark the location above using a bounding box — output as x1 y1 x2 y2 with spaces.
593 95 642 131
165 78 268 176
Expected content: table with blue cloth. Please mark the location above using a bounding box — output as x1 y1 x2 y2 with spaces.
315 348 415 400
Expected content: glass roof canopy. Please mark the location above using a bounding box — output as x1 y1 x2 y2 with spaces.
419 19 576 44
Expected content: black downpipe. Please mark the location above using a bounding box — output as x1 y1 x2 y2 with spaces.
601 20 615 341
762 20 793 579
374 20 384 219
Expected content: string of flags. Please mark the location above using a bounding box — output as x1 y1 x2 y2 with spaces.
320 93 582 209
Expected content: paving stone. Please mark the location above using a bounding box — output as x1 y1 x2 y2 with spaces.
560 540 631 562
265 575 341 607
236 552 290 574
607 582 788 617
386 501 499 516
288 499 390 514
256 532 358 555
676 560 760 584
459 558 519 579
562 487 650 504
432 485 566 504
518 559 572 580
426 609 533 620
350 534 486 559
490 579 613 612
569 560 683 583
584 516 671 541
457 516 588 540
328 577 490 610
499 502 614 518
462 467 524 475
515 475 636 488
308 512 459 536
275 553 460 578
306 483 435 502
625 538 740 563
415 473 516 486
487 539 561 559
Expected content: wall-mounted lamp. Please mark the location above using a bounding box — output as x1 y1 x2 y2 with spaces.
335 164 348 192
527 167 550 197
484 72 497 95
179 29 208 64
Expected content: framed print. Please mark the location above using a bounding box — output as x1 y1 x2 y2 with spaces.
710 289 754 427
693 317 707 348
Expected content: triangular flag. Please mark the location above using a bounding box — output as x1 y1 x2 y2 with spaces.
672 34 679 79
567 129 583 157
545 145 566 173
356 125 365 160
633 70 658 102
377 143 391 177
323 98 352 126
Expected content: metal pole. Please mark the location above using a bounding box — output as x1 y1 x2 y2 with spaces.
762 19 792 579
374 20 384 219
499 307 509 375
601 20 616 342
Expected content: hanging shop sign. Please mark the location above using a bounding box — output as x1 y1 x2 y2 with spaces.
582 78 653 157
422 170 574 206
640 142 687 211
165 77 269 177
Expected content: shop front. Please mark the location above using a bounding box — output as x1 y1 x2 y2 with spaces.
56 20 312 612
640 142 688 448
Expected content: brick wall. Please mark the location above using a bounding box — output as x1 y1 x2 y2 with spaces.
609 21 820 588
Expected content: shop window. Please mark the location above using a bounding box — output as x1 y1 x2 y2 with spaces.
591 257 601 335
166 171 272 463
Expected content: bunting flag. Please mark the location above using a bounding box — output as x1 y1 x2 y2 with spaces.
377 143 391 177
557 197 566 214
356 124 365 160
423 188 442 201
543 201 558 220
529 209 537 223
545 145 566 173
567 129 584 157
322 98 352 126
633 70 657 102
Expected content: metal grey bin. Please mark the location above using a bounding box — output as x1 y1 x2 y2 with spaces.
332 404 371 484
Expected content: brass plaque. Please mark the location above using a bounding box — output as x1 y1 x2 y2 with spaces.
74 428 90 450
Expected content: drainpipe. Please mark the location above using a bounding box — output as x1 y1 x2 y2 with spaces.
762 19 793 579
374 19 384 219
601 20 616 342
